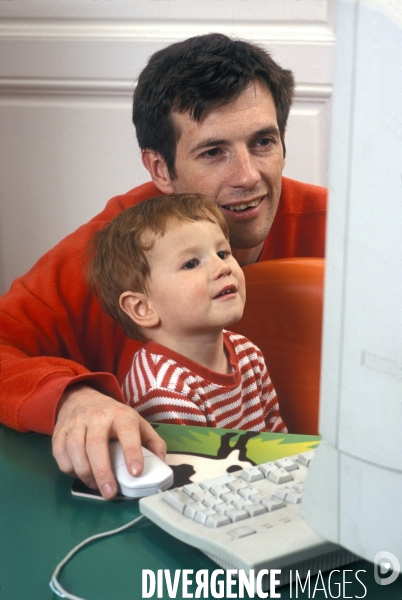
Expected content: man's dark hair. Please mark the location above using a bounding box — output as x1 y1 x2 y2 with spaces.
133 33 295 177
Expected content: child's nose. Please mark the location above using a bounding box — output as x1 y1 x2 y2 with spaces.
214 256 232 278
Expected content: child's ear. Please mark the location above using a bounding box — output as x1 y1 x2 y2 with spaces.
119 291 160 329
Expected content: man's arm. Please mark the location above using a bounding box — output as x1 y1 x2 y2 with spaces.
53 384 166 499
0 181 163 494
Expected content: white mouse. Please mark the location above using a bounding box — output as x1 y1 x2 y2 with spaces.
109 440 174 498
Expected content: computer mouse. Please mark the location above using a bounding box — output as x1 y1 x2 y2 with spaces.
109 440 174 498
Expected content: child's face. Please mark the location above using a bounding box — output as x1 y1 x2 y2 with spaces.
145 219 246 339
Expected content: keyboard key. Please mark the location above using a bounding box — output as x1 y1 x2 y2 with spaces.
183 502 199 519
186 502 216 523
210 484 232 497
273 488 287 500
182 483 204 497
215 502 235 515
275 458 298 472
250 493 271 505
227 526 257 539
249 492 266 503
228 479 249 492
203 495 225 509
238 486 260 498
205 513 231 528
292 482 304 493
296 451 315 467
191 489 216 503
285 490 302 504
258 462 278 478
232 497 254 509
239 467 264 482
163 489 196 513
261 497 286 511
221 491 242 504
243 503 267 517
224 507 249 522
268 468 293 484
200 473 237 489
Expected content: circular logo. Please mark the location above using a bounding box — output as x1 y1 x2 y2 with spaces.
374 551 401 586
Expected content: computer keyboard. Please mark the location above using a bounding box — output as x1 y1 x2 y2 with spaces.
139 450 357 589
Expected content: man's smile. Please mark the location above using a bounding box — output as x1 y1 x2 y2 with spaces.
221 197 264 213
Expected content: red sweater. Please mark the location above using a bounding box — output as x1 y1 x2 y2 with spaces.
0 177 326 434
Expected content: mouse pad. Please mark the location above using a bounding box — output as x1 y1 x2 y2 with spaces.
154 424 319 489
71 424 319 499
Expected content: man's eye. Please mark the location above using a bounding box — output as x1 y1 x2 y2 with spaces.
217 250 230 260
256 137 273 147
183 259 199 270
202 148 221 158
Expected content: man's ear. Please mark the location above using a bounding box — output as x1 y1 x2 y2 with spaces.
142 150 175 194
119 291 160 329
281 129 287 166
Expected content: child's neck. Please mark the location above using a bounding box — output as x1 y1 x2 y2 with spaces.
150 330 230 374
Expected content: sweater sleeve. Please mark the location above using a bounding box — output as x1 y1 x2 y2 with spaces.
0 183 157 435
1 346 125 435
0 231 126 434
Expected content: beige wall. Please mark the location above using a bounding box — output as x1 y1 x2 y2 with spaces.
0 0 335 293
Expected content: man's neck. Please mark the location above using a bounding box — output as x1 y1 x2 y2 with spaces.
232 242 264 267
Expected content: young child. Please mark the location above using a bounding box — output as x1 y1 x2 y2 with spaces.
87 194 286 433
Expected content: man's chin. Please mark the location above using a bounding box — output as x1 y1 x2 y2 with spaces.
229 225 272 251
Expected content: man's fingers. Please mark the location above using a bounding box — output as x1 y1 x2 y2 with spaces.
112 413 145 477
85 434 118 499
114 413 167 477
52 425 97 489
52 429 76 477
51 385 167 500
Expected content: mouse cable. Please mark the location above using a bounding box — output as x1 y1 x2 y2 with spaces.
49 514 145 600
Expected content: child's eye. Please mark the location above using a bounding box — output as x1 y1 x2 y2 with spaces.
217 250 230 260
183 259 199 270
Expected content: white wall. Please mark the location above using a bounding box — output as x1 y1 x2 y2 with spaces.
0 0 335 294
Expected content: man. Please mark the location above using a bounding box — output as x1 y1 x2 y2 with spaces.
0 33 326 498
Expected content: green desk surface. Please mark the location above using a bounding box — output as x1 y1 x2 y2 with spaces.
0 424 401 600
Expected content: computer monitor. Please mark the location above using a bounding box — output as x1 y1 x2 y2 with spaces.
301 0 402 572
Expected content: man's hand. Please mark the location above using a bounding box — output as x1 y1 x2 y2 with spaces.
52 384 166 499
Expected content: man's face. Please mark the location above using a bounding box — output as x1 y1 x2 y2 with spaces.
167 82 286 265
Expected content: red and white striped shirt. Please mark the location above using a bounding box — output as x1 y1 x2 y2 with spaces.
122 331 287 433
